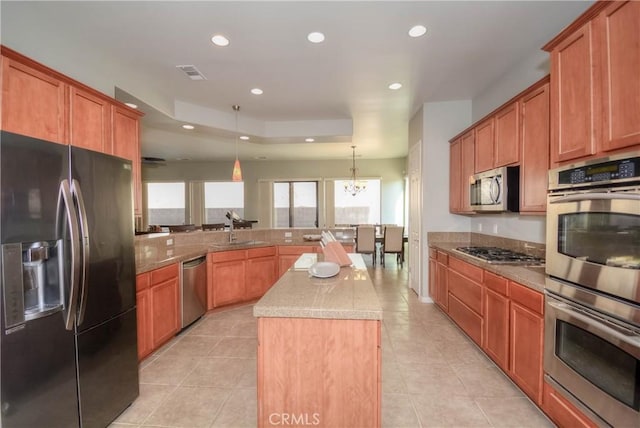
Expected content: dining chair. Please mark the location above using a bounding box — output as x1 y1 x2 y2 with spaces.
202 223 226 231
381 226 404 268
356 225 377 265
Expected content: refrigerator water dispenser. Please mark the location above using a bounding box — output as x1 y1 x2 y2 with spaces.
1 241 63 330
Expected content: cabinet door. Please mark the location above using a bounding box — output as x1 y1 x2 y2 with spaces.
520 83 550 213
542 382 598 428
1 56 66 143
428 257 437 302
510 301 544 405
460 131 475 213
150 277 180 349
278 254 301 277
494 102 519 167
435 262 448 311
136 289 152 360
112 105 142 216
449 139 462 213
246 256 276 300
474 118 494 173
483 288 510 371
599 1 640 152
211 259 246 307
69 87 111 153
550 21 598 163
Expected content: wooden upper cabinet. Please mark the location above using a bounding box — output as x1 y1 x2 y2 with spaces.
474 118 495 173
520 82 550 213
1 55 66 143
112 105 142 215
599 1 640 152
494 102 519 167
549 21 598 163
449 138 462 213
460 131 475 213
69 87 111 152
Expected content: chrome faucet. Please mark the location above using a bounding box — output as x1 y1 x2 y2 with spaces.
227 212 237 243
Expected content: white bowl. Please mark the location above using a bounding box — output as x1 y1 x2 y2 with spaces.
308 262 340 278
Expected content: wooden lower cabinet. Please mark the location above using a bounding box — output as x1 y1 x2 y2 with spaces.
208 250 247 309
257 317 381 427
448 294 483 345
277 245 320 277
135 289 152 360
509 281 544 405
135 263 180 360
542 381 598 428
246 247 277 300
483 287 510 371
150 276 180 349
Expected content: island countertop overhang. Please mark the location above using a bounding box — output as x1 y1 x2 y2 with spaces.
253 253 383 320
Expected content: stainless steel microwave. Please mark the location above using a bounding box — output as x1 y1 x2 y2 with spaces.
469 166 520 212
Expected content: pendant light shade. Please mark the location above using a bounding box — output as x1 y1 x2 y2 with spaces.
232 158 243 182
232 105 243 182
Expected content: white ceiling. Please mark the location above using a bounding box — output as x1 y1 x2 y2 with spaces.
1 1 592 162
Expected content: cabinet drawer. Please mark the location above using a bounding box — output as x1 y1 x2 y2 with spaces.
484 271 508 296
449 256 483 281
510 281 543 315
448 270 483 315
150 263 179 285
543 382 597 428
436 251 449 264
278 245 317 255
448 294 483 346
136 272 150 292
429 248 437 259
209 249 247 263
248 246 276 258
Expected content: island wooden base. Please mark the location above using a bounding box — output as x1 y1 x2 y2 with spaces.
257 317 381 428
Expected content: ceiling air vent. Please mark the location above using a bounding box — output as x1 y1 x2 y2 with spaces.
176 65 207 81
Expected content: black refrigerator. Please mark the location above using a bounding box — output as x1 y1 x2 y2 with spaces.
0 131 139 427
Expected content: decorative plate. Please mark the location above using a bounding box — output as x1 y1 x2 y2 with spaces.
308 262 341 278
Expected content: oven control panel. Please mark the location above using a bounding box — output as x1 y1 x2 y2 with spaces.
555 156 640 186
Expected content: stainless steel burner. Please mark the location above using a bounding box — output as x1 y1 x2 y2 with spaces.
455 246 544 266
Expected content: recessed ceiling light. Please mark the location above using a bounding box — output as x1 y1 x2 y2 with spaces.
124 102 138 109
408 25 427 38
251 88 263 95
305 138 315 142
240 135 250 140
176 157 192 161
182 124 194 130
388 82 403 90
307 32 325 43
211 34 230 47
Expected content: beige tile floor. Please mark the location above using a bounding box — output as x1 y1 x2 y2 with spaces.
112 257 553 428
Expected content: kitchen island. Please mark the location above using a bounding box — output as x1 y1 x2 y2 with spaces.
253 253 382 428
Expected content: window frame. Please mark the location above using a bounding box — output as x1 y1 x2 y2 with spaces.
273 180 319 228
144 181 188 226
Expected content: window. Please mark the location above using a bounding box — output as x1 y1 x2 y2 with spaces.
204 182 244 223
334 179 381 225
274 181 318 227
147 182 186 225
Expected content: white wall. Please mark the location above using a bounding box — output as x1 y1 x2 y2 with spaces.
417 100 473 298
469 49 551 244
143 157 406 227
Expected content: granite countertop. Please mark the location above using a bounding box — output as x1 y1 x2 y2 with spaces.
430 242 546 293
135 238 355 274
253 253 383 320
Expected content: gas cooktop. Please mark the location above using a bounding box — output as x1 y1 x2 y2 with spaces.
455 246 545 266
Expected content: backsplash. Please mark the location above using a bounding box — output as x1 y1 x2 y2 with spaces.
428 231 546 259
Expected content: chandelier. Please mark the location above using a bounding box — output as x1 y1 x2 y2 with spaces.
231 105 243 182
344 145 367 196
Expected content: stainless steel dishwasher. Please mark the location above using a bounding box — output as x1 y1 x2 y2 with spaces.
181 256 207 329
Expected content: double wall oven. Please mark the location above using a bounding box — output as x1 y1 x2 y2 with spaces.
545 152 640 427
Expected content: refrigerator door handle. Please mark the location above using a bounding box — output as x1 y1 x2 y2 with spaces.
59 180 81 330
71 179 90 326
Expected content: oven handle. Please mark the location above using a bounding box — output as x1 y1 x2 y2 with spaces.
548 299 640 351
549 192 640 204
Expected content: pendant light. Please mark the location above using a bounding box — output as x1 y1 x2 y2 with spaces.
344 145 366 196
231 105 243 182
